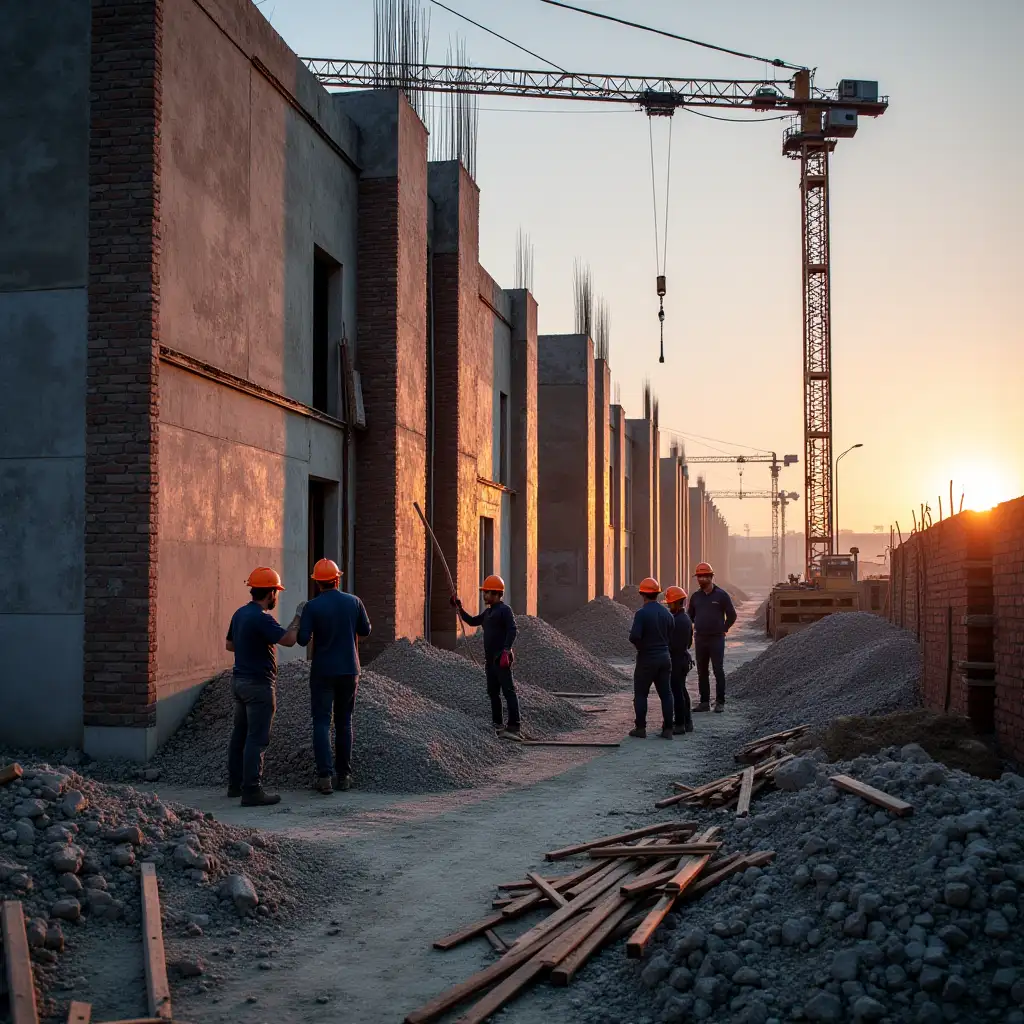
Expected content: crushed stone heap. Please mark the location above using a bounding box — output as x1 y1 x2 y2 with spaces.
614 585 644 613
555 596 639 661
371 638 586 735
458 614 626 695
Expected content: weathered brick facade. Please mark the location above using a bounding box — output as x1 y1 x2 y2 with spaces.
84 0 163 738
993 498 1024 758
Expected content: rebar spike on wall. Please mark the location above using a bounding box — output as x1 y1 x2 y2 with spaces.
594 298 610 362
652 395 660 430
427 37 478 178
514 228 534 292
573 260 593 338
642 378 652 421
373 0 430 119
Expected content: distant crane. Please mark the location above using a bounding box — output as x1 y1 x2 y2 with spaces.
709 489 799 582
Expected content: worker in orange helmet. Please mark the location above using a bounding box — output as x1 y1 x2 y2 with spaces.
665 586 694 734
687 562 737 713
225 567 305 806
297 558 371 795
452 575 521 738
627 577 675 740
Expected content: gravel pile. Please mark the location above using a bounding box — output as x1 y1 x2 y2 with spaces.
100 664 517 794
721 581 752 604
752 598 769 630
615 586 644 612
728 613 921 738
568 747 1024 1024
0 763 336 1017
370 638 586 735
459 615 625 695
555 597 638 660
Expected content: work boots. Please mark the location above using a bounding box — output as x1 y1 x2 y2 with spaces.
694 701 711 713
628 726 647 739
226 785 242 799
659 727 674 740
314 776 333 795
672 724 687 736
333 774 352 791
714 703 725 714
240 788 281 807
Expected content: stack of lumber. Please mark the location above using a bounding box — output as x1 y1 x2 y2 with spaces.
733 725 810 764
656 753 795 816
405 822 775 1024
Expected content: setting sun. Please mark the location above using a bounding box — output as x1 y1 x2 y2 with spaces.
948 464 1017 513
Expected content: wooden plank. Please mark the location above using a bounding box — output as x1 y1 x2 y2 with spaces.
735 724 809 754
736 766 755 818
550 692 603 698
496 875 567 891
588 843 720 858
0 762 24 787
435 912 507 950
625 892 675 957
2 901 39 1024
549 901 634 985
662 854 712 895
544 822 693 861
66 1004 92 1024
451 951 548 1024
526 872 568 908
619 868 678 898
484 929 508 954
521 740 620 748
139 863 172 1021
682 851 775 902
830 774 914 817
671 782 694 793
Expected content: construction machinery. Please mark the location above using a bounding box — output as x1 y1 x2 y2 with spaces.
766 552 862 640
304 43 888 583
709 489 799 583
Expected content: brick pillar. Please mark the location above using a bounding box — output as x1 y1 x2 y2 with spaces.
509 288 538 616
593 358 612 596
83 0 163 760
626 417 656 580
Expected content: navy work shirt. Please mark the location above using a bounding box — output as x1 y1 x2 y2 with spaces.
226 602 287 685
670 609 694 662
459 601 517 662
687 585 738 636
628 600 674 661
298 588 372 677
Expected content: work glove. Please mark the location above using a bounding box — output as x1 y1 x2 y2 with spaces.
499 649 513 669
294 601 307 620
450 596 463 609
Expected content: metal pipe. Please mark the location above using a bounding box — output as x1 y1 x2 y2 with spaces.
833 443 863 551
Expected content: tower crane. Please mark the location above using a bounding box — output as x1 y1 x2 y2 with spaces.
303 47 887 582
708 489 800 582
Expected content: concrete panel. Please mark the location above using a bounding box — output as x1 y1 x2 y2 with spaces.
0 614 83 749
0 458 83 614
538 333 590 386
0 2 89 291
509 289 538 616
0 288 86 458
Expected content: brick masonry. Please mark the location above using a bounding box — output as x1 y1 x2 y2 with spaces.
83 0 164 729
890 497 1024 759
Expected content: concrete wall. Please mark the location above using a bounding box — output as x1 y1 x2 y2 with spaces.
689 481 707 573
593 359 614 597
609 405 626 593
659 455 684 589
538 334 595 620
0 2 90 747
626 418 658 581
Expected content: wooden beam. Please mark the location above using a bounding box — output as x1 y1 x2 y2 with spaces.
484 929 508 953
139 864 172 1021
736 766 755 817
830 774 914 817
435 912 507 950
682 851 775 902
662 854 712 895
2 901 39 1024
544 823 694 861
496 875 567 891
588 843 720 858
550 692 604 698
450 951 548 1024
66 1004 92 1024
526 872 568 909
0 762 24 787
521 740 620 748
549 901 634 985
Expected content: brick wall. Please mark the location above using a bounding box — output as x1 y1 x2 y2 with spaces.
84 0 163 730
993 497 1024 758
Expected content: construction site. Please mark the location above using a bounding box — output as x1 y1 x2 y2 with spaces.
1 1 1022 1022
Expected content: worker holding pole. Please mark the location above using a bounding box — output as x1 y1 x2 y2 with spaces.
665 586 694 735
297 558 371 795
452 575 521 738
627 578 675 740
225 568 305 807
687 563 737 714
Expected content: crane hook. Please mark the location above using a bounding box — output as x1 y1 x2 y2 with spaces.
657 275 666 364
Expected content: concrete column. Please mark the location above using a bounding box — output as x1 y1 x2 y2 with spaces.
609 404 626 593
659 455 683 588
508 288 538 616
626 417 656 580
593 358 613 596
538 334 595 619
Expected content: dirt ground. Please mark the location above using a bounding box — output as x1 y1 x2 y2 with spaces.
148 599 770 1024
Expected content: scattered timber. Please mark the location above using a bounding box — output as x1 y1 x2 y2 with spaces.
734 724 810 763
831 774 914 817
657 754 793 812
0 762 24 787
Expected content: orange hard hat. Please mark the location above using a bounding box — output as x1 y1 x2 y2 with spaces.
311 558 342 582
665 586 687 604
638 577 661 595
246 567 285 590
694 562 714 577
480 574 505 593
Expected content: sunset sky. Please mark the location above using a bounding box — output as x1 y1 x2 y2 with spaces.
266 0 1023 534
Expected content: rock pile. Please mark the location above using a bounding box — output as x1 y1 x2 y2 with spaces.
121 664 518 793
615 586 644 612
721 581 751 604
459 615 626 695
0 764 334 1011
729 613 921 738
555 596 638 660
571 747 1024 1024
370 638 586 735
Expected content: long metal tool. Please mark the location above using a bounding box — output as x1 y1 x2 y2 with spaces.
413 501 466 636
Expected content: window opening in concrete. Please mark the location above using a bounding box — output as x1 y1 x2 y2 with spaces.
499 392 509 485
313 248 341 414
308 480 328 602
479 516 495 612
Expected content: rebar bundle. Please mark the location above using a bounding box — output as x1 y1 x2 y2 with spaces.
515 228 534 292
373 0 430 120
573 260 593 338
594 298 610 362
428 38 479 178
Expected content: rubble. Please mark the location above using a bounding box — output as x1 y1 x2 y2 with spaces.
614 585 644 612
555 596 639 660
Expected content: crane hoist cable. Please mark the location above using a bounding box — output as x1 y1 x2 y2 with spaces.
648 114 673 364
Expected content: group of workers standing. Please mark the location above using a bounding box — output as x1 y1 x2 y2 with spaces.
222 554 735 806
628 562 737 739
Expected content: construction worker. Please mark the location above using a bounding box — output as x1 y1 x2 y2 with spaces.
452 575 521 737
225 567 305 806
665 586 694 735
298 558 371 795
627 577 675 740
687 562 737 714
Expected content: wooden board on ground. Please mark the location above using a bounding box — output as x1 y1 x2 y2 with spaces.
483 929 507 953
544 822 693 861
526 872 568 908
139 863 172 1021
682 851 775 902
736 766 755 817
521 740 620 748
0 762 24 787
588 843 720 858
550 692 604 698
2 901 39 1024
66 1003 91 1024
830 774 913 816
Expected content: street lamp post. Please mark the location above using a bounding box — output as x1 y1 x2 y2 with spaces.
834 443 864 553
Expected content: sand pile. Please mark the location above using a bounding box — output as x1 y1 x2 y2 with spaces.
459 615 625 695
370 638 586 734
555 596 637 660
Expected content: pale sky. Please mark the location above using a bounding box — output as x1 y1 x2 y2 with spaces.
265 0 1023 534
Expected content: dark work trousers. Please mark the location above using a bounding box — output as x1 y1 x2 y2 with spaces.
485 659 521 729
633 655 673 729
694 634 727 705
228 676 276 792
670 660 693 729
310 673 358 778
